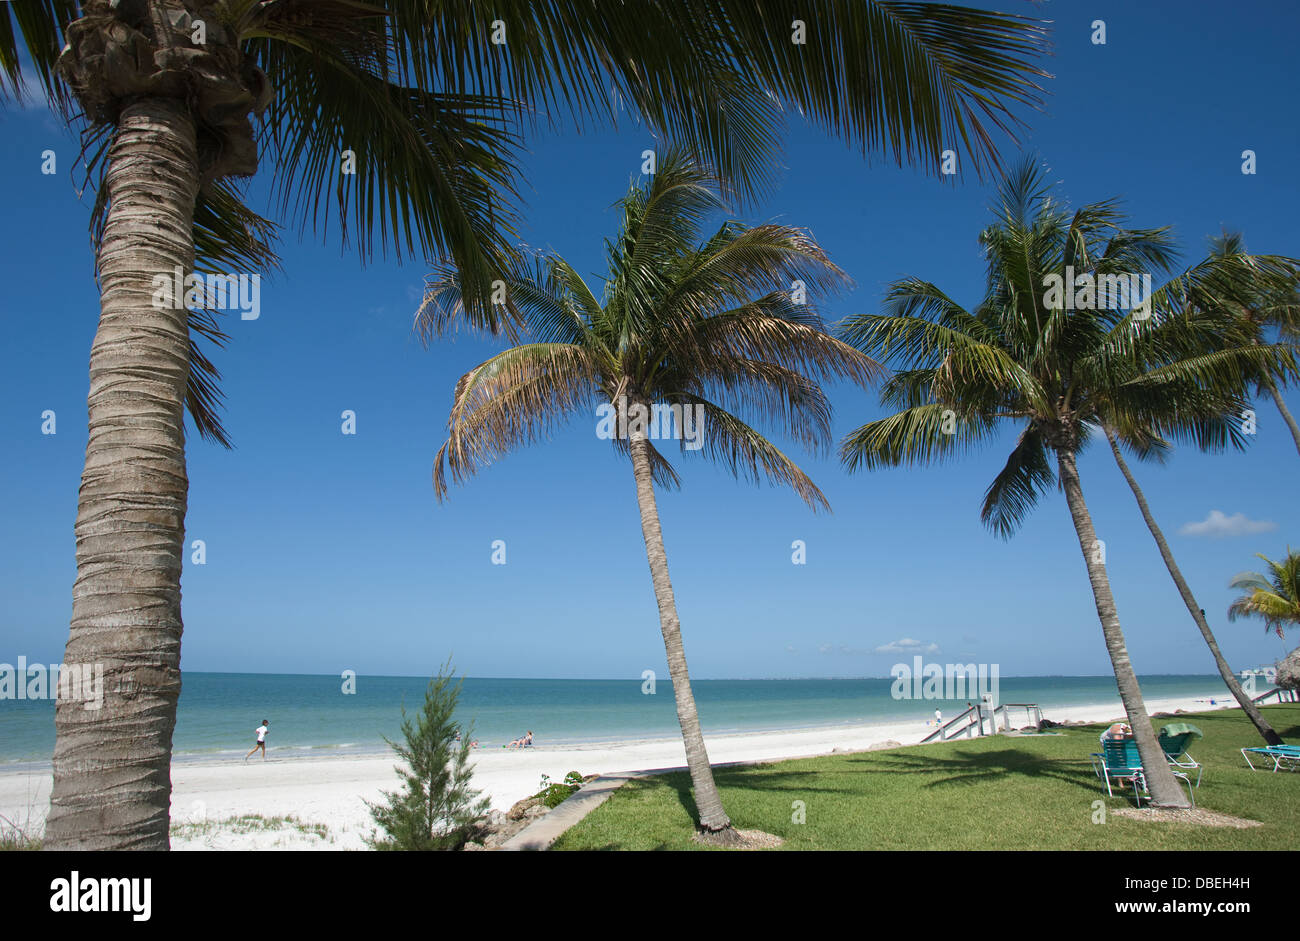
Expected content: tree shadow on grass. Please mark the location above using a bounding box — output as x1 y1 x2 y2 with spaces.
714 767 884 798
650 749 1105 804
843 747 1103 795
667 772 699 825
653 752 1106 816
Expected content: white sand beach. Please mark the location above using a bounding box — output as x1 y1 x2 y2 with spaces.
0 694 1241 850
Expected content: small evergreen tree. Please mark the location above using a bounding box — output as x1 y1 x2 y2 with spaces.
366 662 488 850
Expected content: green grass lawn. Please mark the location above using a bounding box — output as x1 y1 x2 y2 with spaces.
552 705 1300 850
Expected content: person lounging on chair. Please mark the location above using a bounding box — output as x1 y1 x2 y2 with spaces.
1090 734 1196 807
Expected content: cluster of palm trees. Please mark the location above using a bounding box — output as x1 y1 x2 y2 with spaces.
422 153 1299 828
2 1 1293 848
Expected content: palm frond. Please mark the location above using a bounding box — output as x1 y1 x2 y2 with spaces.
258 42 526 319
672 358 833 458
707 0 1050 179
670 304 883 397
676 393 831 511
654 221 852 332
840 402 998 472
434 343 601 500
184 306 232 447
980 421 1053 538
0 0 77 115
1226 550 1300 638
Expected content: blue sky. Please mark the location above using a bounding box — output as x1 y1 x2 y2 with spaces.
1 0 1297 681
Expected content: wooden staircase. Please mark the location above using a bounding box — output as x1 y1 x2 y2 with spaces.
921 702 1043 743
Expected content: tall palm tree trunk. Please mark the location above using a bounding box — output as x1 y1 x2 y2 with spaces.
628 432 735 839
44 98 198 850
1055 447 1191 808
1263 375 1300 458
1104 428 1283 745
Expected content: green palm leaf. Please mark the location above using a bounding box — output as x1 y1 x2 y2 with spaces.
1227 550 1300 638
980 420 1053 538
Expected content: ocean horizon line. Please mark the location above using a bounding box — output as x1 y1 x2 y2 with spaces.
165 669 1228 682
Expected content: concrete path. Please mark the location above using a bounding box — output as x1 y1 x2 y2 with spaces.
498 757 782 851
499 771 648 851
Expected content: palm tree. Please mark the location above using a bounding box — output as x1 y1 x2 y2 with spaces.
836 159 1284 808
0 1 1047 849
1101 431 1284 745
1229 550 1300 637
1094 252 1299 746
418 154 880 842
1204 234 1300 456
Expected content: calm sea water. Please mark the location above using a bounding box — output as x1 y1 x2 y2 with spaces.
0 672 1249 765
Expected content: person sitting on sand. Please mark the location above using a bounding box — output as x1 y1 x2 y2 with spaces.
245 719 270 761
508 730 534 748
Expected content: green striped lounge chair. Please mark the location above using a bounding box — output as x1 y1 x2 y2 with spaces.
1158 723 1203 787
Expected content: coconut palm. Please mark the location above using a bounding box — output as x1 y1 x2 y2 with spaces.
418 153 880 841
836 158 1286 807
1094 252 1300 746
1101 429 1284 745
1204 234 1300 456
1229 550 1300 638
1 0 1047 849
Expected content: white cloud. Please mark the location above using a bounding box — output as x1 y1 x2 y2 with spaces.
873 637 941 655
816 643 873 656
1178 510 1276 539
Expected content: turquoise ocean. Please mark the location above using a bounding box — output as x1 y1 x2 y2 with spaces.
0 672 1253 766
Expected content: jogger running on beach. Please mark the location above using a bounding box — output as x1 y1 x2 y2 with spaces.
245 719 270 761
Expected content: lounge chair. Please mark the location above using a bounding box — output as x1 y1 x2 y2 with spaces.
1240 744 1300 772
1090 737 1196 807
1158 723 1203 787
